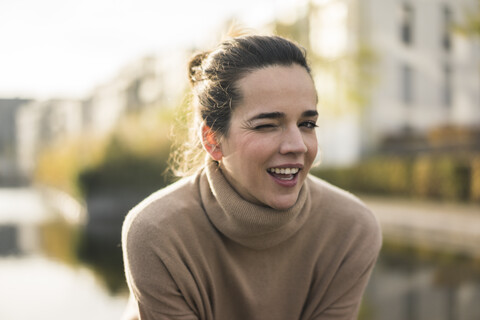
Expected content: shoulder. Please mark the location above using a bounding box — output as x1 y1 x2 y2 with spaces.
306 174 382 251
307 174 378 226
122 174 204 249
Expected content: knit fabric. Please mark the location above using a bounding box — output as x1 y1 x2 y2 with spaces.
122 161 382 320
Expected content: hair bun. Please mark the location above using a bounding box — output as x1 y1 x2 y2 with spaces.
188 51 210 86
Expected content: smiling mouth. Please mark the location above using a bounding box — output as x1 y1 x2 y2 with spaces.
267 167 300 181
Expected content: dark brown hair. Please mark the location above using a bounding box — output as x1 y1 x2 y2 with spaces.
189 35 311 136
170 34 312 176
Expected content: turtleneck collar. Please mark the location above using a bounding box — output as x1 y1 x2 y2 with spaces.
199 161 312 250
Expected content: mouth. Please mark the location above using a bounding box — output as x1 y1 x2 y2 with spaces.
267 167 300 181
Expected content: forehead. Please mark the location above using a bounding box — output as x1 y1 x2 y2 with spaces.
235 64 317 118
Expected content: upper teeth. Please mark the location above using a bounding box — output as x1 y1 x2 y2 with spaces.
268 168 299 175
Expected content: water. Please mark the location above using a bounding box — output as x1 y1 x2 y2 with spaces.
2 188 480 320
0 187 128 320
0 256 127 320
362 243 480 320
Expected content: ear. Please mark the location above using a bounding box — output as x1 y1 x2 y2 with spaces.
201 124 223 161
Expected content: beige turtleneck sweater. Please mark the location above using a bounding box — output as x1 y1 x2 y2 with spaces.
122 162 382 320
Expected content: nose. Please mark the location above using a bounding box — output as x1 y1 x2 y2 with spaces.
279 126 308 154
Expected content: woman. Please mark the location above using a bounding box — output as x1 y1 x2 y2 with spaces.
122 34 382 320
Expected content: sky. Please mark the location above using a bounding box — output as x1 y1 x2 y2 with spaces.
0 0 305 99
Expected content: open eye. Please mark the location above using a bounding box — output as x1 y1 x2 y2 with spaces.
300 121 318 129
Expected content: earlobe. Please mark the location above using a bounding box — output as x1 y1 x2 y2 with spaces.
201 124 223 161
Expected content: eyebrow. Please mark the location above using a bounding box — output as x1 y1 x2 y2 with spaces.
248 110 318 122
303 110 319 117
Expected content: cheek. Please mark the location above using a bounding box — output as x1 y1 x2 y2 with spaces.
223 137 269 171
306 135 318 159
240 136 274 158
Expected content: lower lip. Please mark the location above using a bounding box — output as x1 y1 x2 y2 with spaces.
268 172 299 187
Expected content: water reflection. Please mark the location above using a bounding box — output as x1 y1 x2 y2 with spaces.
77 188 149 294
3 187 480 319
0 188 53 257
363 242 480 320
0 256 127 320
77 226 127 294
0 188 127 320
0 225 20 255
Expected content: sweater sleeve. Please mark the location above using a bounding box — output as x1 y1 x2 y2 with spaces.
122 212 199 320
309 206 382 320
311 251 379 319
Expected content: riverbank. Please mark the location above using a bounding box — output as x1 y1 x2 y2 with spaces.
361 195 480 257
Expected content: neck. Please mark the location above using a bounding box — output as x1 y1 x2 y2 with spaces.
199 161 312 250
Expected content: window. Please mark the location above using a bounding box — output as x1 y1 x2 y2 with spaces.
400 3 414 45
442 5 452 51
401 64 414 105
442 64 452 107
0 225 20 256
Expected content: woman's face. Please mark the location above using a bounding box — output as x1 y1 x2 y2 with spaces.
217 64 318 210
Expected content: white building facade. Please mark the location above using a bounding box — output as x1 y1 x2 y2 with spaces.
361 0 479 149
13 51 188 181
308 0 480 166
16 99 84 178
0 99 32 185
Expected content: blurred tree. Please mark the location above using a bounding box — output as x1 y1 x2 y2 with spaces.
34 136 107 198
77 108 174 195
272 2 377 116
75 107 177 294
456 0 480 37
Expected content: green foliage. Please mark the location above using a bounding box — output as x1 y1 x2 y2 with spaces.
77 136 171 194
357 157 412 195
471 156 480 201
312 156 412 196
312 154 478 202
76 231 128 294
272 6 377 116
77 108 176 196
73 107 178 294
412 155 471 201
381 239 480 285
358 297 376 320
310 44 378 116
455 0 480 38
39 219 81 266
34 136 107 198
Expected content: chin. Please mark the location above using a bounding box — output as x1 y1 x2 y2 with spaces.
271 203 295 211
267 195 299 211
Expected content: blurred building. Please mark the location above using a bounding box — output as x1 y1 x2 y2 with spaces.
304 0 480 166
0 188 52 256
12 51 187 182
16 99 84 178
360 0 480 155
83 52 186 136
0 98 32 185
